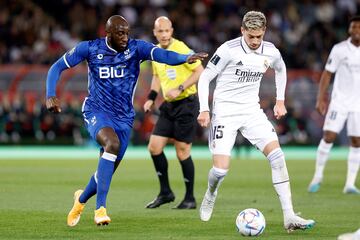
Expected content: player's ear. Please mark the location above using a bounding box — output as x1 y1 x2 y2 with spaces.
240 27 245 35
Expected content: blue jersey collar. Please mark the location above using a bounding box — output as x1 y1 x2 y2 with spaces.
105 36 118 53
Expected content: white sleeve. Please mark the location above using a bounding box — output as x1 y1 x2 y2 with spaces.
325 46 340 73
198 44 230 112
272 50 287 100
206 44 230 74
198 68 218 112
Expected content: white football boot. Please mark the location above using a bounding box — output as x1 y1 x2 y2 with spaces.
284 214 315 233
199 189 217 222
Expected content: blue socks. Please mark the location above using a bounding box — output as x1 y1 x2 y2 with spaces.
96 152 117 209
79 174 97 204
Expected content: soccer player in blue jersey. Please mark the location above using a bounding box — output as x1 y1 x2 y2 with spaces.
45 15 207 227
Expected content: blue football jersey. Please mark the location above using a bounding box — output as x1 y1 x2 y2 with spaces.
63 37 157 124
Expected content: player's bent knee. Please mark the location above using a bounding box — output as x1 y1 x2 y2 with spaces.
323 131 337 143
177 153 190 161
104 139 120 155
148 143 163 155
350 137 360 147
176 148 191 160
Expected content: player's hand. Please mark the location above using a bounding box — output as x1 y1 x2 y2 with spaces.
143 100 154 113
166 88 180 100
46 96 62 113
197 111 210 128
273 100 287 120
316 98 327 116
186 52 208 64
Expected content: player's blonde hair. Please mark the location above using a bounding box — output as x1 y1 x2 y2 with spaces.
242 11 266 30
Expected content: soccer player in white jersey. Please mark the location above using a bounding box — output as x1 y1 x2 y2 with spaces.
197 11 315 232
308 16 360 194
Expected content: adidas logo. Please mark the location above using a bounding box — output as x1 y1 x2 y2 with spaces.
236 61 243 66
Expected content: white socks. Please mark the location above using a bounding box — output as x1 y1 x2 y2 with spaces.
267 148 294 218
345 147 360 188
312 139 333 183
208 167 228 194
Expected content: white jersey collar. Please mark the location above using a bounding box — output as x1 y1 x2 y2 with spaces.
346 37 360 50
105 36 118 53
240 36 264 54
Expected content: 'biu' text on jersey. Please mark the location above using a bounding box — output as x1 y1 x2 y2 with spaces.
63 37 156 125
204 37 286 116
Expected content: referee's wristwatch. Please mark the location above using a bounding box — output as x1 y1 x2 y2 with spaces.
178 84 185 92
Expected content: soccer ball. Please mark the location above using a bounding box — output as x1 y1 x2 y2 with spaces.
235 208 266 236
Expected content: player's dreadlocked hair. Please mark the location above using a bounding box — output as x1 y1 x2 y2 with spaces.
242 11 266 30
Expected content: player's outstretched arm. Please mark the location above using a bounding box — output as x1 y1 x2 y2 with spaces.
152 47 207 65
186 52 208 64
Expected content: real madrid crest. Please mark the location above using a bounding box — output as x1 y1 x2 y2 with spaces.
212 140 216 149
263 59 269 70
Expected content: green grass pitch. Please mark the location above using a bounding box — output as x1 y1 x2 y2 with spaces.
0 157 359 239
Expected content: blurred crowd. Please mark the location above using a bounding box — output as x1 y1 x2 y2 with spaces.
1 67 345 146
0 93 87 145
0 0 356 146
1 0 359 69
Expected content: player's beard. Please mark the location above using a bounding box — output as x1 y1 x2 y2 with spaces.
110 38 127 52
116 42 128 52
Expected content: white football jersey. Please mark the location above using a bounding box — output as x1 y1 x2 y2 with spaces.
199 37 286 117
325 38 360 112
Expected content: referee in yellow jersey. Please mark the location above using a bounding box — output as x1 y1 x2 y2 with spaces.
144 16 204 209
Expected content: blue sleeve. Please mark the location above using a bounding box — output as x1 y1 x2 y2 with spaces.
152 48 189 65
46 41 89 98
63 41 89 67
46 57 68 98
136 40 189 65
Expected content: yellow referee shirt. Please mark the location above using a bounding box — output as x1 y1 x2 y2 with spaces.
152 38 201 102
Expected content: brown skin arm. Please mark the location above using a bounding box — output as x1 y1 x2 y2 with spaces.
316 70 332 116
46 96 62 113
186 52 208 64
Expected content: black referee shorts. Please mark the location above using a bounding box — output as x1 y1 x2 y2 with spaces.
153 95 199 143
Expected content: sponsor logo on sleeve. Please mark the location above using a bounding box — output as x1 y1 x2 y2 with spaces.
210 54 220 65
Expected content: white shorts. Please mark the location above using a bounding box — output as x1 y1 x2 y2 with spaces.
209 109 278 156
323 104 360 136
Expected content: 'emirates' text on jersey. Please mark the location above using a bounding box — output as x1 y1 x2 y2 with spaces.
207 37 285 116
325 38 360 112
63 38 156 125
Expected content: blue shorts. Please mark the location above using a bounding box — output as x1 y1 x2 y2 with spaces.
83 110 132 161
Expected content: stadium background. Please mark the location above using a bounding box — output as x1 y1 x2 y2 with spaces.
1 1 360 240
1 0 357 148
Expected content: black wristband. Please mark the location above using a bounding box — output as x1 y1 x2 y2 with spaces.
148 90 158 101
